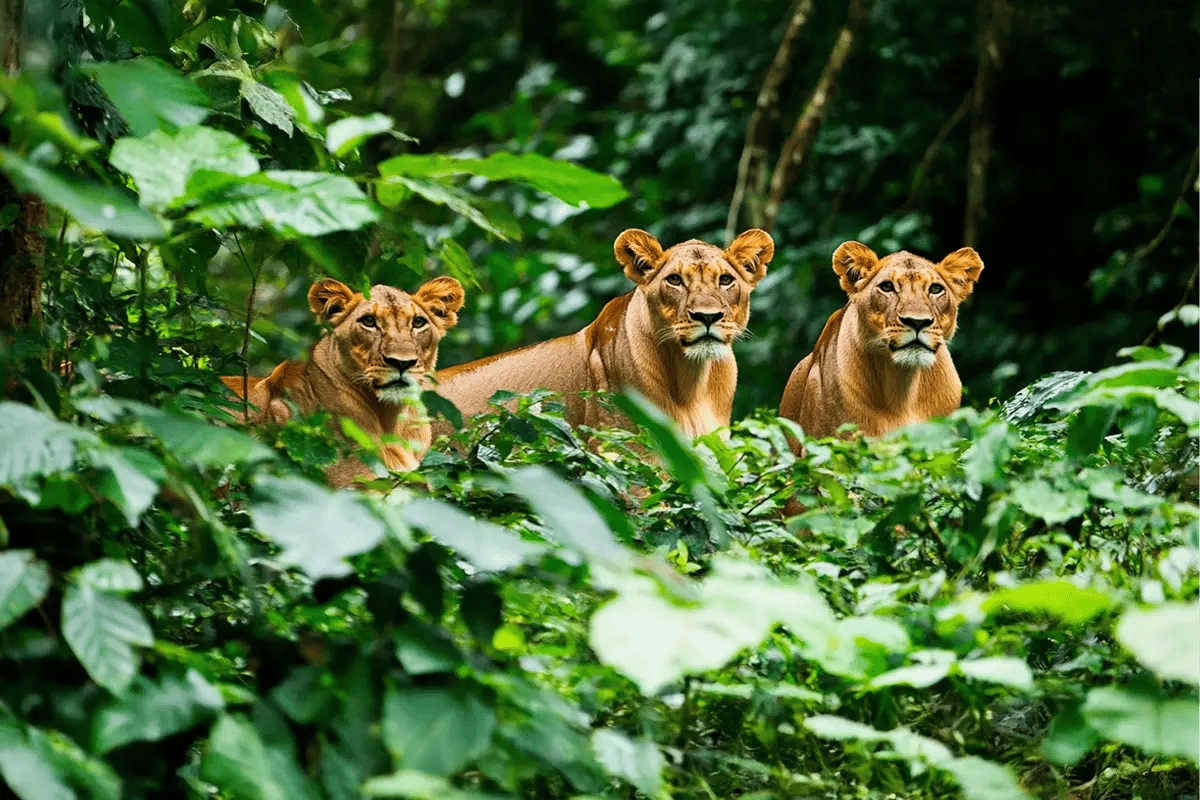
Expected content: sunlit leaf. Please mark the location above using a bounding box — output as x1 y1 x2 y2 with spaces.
62 584 154 696
327 113 396 157
942 756 1034 800
110 126 259 209
86 57 210 136
1115 602 1200 686
590 730 666 799
382 686 495 776
90 447 164 528
1010 479 1088 525
1041 703 1100 766
187 171 377 236
379 151 628 208
982 581 1114 624
0 550 50 630
76 559 143 594
378 176 512 239
0 150 167 239
868 663 951 689
1082 686 1199 761
362 769 509 799
957 657 1034 691
242 79 295 135
249 476 387 580
200 714 320 800
503 465 626 563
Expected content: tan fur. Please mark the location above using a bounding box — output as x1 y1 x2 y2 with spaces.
434 229 773 439
221 276 464 487
779 242 983 446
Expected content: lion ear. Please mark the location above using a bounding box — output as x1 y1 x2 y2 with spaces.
831 241 879 294
614 229 666 285
937 247 984 298
414 276 466 328
308 278 363 323
725 229 774 285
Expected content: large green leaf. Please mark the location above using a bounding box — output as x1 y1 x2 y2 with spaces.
200 714 320 800
93 670 224 753
0 721 75 800
1010 478 1088 525
0 403 97 498
379 151 628 208
0 550 50 630
402 498 547 571
76 559 143 594
326 113 397 157
109 126 259 209
61 584 154 696
89 447 165 528
590 730 666 799
377 176 514 240
89 400 276 467
85 57 210 136
981 581 1114 624
362 770 510 800
503 466 625 562
1115 602 1200 686
590 557 837 695
957 657 1034 691
0 151 167 239
186 171 377 237
381 686 495 776
1082 687 1199 761
249 476 387 580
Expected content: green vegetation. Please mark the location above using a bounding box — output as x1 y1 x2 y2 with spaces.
0 0 1196 799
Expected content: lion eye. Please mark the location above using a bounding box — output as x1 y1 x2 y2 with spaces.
412 316 428 329
665 274 684 287
929 283 945 295
359 314 377 328
878 281 896 293
718 274 735 287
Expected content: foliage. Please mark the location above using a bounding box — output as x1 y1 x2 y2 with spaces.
1 0 1198 799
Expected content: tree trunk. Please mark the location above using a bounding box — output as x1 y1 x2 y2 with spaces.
762 0 870 234
0 0 45 332
963 0 1011 248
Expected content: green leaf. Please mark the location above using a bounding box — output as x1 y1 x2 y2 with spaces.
378 176 513 239
270 667 336 724
249 476 387 580
0 721 75 800
590 730 666 799
379 151 628 208
326 113 395 157
0 550 50 629
942 756 1033 800
62 584 154 696
1115 602 1200 686
118 401 275 466
382 686 496 776
868 663 951 689
1082 686 1199 761
93 670 224 753
85 57 210 136
109 126 259 209
362 769 510 799
200 714 320 800
503 465 625 563
957 657 1034 691
436 239 479 286
1065 405 1117 459
242 79 295 135
1010 479 1088 525
76 559 143 594
394 622 462 676
0 403 95 488
0 150 167 239
1041 703 1100 766
89 447 164 528
982 581 1114 624
186 171 377 237
402 498 548 571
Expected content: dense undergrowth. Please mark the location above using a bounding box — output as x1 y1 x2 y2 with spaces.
0 326 1197 799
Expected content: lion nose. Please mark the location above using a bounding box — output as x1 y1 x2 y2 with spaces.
690 311 723 327
384 356 417 374
900 316 933 332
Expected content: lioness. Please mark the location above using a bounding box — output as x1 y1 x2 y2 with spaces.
434 228 774 439
778 241 983 446
221 276 465 487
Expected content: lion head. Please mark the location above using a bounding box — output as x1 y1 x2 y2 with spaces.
832 241 983 370
308 276 465 403
613 228 774 361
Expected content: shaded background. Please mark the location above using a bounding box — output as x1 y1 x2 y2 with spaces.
35 0 1200 416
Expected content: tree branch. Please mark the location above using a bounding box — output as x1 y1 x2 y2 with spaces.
724 0 815 243
762 0 870 234
905 90 972 209
962 0 1012 248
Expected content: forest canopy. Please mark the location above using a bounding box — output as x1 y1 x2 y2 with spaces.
0 0 1196 798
